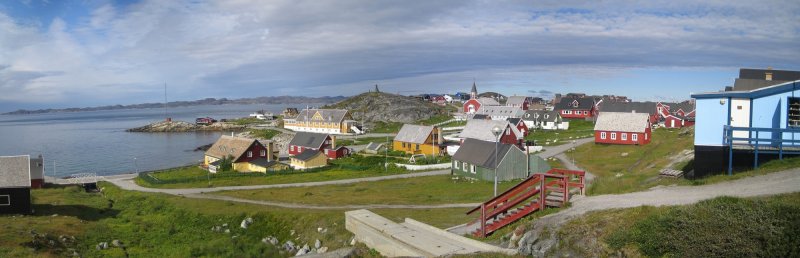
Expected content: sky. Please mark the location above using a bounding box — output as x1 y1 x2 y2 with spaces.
1 0 799 112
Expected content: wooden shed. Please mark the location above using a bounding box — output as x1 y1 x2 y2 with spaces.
0 155 32 214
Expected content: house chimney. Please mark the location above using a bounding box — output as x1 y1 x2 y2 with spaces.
331 135 336 149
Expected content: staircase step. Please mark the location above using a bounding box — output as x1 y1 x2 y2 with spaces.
545 201 563 207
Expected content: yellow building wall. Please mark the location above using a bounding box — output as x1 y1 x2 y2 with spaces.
204 155 219 166
291 154 328 169
392 140 441 156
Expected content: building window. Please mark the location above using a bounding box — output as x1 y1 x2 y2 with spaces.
645 133 648 140
632 134 638 141
611 133 617 140
291 146 295 151
454 161 459 169
583 111 588 115
462 162 468 171
621 133 627 141
247 151 253 158
789 97 800 127
506 128 510 135
261 150 266 156
601 132 607 139
0 195 9 206
470 165 476 174
416 144 420 151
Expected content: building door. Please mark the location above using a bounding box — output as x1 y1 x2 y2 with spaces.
670 120 675 128
730 98 751 143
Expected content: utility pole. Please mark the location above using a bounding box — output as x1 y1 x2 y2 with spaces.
164 83 168 120
385 136 388 172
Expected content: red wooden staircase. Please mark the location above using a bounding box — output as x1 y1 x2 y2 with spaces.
466 169 586 237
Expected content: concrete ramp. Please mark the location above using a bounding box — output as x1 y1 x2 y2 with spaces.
345 209 516 257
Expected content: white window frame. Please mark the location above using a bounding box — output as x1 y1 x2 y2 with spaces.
645 133 648 140
454 161 459 169
600 132 607 139
611 132 617 140
462 162 468 171
470 165 476 174
621 133 627 141
247 151 253 158
291 146 295 151
0 195 10 206
632 134 638 141
260 150 266 156
583 111 588 115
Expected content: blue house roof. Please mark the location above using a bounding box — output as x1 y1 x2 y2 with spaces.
692 80 800 99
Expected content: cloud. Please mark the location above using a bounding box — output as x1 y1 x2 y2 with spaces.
0 0 798 109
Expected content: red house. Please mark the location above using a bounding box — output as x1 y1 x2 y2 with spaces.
554 97 596 119
462 82 500 113
506 96 531 110
657 102 696 128
458 119 525 149
506 118 528 137
594 112 651 145
288 132 350 159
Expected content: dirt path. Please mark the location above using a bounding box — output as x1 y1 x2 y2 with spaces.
534 168 800 227
188 194 480 210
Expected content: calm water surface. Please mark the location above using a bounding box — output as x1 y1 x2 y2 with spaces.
0 104 300 177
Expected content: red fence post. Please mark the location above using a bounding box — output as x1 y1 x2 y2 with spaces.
539 174 546 210
480 203 486 237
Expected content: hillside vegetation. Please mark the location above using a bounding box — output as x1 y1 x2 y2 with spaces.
323 92 449 125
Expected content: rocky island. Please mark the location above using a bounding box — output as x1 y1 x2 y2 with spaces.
126 120 246 132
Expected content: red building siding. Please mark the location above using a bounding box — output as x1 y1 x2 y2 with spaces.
324 146 350 159
513 121 528 136
560 109 593 119
31 179 44 189
234 142 270 163
463 99 482 113
594 128 651 145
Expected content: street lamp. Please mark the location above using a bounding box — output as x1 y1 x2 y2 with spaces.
134 157 139 174
491 125 503 197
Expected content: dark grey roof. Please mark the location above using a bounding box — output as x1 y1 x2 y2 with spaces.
291 109 349 123
288 132 329 149
554 97 595 110
394 124 435 144
599 101 657 114
452 138 514 169
472 114 489 120
733 78 789 91
365 142 385 151
739 68 800 81
293 149 322 161
248 158 278 168
662 102 695 113
0 155 30 188
471 82 477 93
523 110 560 123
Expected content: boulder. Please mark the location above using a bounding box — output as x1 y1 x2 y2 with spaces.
241 217 253 229
317 246 328 253
314 239 321 249
284 241 296 252
112 239 123 247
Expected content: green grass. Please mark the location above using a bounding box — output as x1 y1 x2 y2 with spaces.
230 117 262 125
135 164 412 189
525 120 595 146
369 121 403 133
216 175 520 205
248 129 281 139
418 114 455 126
350 136 392 145
571 128 693 194
0 183 481 257
556 193 800 257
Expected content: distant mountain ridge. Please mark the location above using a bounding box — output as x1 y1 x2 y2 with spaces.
2 95 347 115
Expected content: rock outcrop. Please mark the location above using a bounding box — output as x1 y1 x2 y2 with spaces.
127 121 245 132
323 92 448 124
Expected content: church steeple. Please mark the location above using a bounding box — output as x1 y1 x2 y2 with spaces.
470 81 477 99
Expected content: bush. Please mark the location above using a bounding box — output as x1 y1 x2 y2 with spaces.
608 196 800 257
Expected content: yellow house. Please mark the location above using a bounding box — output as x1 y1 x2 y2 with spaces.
204 135 283 173
283 109 360 135
290 150 328 170
393 124 443 156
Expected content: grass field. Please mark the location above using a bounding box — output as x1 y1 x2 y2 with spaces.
571 128 693 194
0 183 482 257
134 163 413 189
216 175 520 205
555 193 800 257
525 120 595 146
248 129 282 139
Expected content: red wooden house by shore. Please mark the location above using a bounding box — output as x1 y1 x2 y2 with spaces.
288 132 350 159
594 112 651 145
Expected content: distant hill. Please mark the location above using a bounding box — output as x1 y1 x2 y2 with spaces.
323 92 448 124
2 96 347 115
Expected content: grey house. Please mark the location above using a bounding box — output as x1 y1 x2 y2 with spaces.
452 138 549 181
0 155 32 214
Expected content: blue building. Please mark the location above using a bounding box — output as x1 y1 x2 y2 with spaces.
692 79 800 178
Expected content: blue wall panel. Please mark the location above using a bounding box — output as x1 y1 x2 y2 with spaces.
694 98 729 146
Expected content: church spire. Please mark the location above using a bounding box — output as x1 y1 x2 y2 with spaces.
470 80 477 99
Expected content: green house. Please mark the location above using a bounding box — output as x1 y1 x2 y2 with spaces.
451 138 550 181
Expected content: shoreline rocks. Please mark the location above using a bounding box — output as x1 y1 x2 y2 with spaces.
126 120 245 132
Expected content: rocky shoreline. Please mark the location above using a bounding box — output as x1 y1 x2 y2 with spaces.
126 120 246 132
